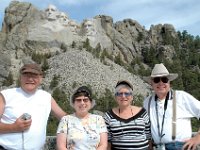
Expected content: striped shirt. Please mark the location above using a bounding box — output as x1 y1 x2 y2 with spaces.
104 108 151 150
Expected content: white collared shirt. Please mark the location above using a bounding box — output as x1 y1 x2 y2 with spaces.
144 90 200 144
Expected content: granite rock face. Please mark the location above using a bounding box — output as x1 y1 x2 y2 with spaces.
1 2 198 148
0 1 179 97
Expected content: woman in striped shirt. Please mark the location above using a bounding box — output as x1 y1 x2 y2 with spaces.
104 80 152 150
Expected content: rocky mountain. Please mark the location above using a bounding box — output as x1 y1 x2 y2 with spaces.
0 1 182 101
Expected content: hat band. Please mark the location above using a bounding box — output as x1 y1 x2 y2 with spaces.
151 73 169 77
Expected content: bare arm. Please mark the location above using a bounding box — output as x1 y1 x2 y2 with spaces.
183 131 200 150
0 93 5 121
51 98 67 120
97 132 108 150
0 93 32 133
148 140 154 150
56 133 67 150
107 142 111 150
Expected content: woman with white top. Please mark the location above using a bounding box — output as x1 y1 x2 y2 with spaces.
56 86 108 150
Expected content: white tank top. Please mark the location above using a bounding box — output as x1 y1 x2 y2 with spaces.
0 88 51 150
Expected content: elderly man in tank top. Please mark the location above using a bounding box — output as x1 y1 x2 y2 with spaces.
0 62 66 150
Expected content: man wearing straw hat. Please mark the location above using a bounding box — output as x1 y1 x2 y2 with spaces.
143 63 200 150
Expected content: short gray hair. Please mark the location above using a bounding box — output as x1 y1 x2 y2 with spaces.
115 84 133 95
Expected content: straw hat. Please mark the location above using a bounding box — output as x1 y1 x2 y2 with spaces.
143 63 178 83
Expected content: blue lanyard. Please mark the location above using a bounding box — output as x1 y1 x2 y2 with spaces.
155 92 169 144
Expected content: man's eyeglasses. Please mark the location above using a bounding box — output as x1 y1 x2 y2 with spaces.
153 77 169 83
21 72 40 78
115 92 132 97
75 98 90 103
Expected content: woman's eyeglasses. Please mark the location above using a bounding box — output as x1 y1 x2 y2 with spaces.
75 98 90 103
153 77 169 83
115 92 132 97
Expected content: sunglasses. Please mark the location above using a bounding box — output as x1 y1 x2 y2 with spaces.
153 77 169 83
115 92 132 97
75 98 90 103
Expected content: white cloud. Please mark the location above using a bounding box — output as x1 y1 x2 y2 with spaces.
97 0 200 35
54 0 105 6
0 0 200 36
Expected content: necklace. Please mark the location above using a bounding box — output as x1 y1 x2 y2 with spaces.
118 106 136 138
118 106 134 118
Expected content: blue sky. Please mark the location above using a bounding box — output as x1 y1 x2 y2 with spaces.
0 0 200 36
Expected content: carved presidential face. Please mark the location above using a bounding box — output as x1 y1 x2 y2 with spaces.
83 19 96 36
58 12 69 26
69 20 79 34
45 4 58 20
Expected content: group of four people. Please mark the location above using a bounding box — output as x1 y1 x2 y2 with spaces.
0 62 200 150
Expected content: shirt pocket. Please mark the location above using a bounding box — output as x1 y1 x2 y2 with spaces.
165 107 173 119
